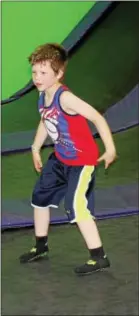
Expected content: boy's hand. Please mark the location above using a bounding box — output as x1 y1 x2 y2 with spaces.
32 152 43 173
97 149 117 169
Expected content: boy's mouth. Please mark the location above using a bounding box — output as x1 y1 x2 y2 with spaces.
36 83 42 87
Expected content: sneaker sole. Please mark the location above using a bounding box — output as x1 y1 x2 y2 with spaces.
75 265 110 276
20 252 48 263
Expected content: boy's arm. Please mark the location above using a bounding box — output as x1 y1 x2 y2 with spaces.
60 92 117 169
32 119 48 152
31 120 48 172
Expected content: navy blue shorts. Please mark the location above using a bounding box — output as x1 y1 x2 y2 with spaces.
31 153 95 223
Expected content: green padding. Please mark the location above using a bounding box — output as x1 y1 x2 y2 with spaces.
2 1 95 99
2 2 139 133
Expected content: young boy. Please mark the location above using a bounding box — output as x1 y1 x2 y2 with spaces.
20 43 117 276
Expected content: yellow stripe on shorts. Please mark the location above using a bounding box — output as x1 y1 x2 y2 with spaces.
72 166 95 223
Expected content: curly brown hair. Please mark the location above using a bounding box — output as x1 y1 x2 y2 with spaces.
28 43 68 74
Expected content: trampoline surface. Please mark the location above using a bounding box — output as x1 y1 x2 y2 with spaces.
2 216 139 315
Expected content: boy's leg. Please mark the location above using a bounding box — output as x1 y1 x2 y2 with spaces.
34 206 50 237
19 207 50 263
75 218 110 275
76 218 102 250
65 165 110 275
20 153 67 263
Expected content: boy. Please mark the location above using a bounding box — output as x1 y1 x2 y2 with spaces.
20 43 117 276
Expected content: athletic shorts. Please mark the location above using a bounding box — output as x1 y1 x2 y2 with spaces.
31 153 95 223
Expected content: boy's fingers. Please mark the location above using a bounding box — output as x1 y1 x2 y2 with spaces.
36 166 42 173
105 159 114 169
35 160 42 167
34 161 42 172
97 155 105 162
105 161 109 169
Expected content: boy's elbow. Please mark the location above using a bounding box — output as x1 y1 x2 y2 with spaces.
91 112 104 126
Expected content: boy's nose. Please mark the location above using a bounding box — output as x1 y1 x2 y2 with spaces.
35 75 40 80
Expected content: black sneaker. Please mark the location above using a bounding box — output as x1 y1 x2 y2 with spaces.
74 255 110 276
19 245 49 263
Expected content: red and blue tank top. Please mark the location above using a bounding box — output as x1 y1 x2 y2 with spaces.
38 85 99 166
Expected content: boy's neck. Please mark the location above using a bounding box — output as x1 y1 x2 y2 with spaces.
45 82 62 99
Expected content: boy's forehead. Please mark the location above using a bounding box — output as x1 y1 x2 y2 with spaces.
32 60 51 70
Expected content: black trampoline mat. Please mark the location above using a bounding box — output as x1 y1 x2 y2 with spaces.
1 216 139 315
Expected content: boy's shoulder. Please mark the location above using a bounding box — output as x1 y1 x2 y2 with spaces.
60 88 78 115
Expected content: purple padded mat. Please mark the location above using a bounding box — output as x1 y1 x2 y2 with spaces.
2 183 138 229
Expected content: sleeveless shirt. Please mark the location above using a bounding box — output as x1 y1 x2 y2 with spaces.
38 85 99 166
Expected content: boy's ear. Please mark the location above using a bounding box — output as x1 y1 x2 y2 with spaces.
57 69 64 80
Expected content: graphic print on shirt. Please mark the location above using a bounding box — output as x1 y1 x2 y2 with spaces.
39 104 81 160
41 107 60 142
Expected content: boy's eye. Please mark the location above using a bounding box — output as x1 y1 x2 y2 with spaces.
32 71 36 74
41 72 46 75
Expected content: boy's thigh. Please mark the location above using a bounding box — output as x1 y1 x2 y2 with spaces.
32 153 67 208
65 165 95 222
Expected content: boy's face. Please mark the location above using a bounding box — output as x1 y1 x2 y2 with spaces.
32 60 62 91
